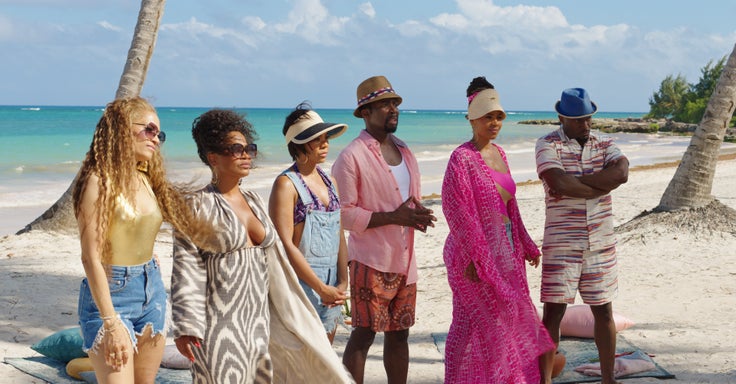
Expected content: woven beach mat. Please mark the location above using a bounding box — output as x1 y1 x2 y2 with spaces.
430 333 675 383
553 335 675 383
4 356 190 383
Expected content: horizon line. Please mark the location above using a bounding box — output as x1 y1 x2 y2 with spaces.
0 104 649 115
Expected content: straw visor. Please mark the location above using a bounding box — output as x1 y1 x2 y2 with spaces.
284 110 348 144
467 88 505 120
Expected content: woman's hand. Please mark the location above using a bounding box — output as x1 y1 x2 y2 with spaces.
464 262 480 282
102 319 131 371
175 335 202 362
526 254 541 268
319 285 348 308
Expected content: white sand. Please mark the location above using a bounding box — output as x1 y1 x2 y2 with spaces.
1 158 735 383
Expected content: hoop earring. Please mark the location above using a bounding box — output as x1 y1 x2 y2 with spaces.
211 169 219 186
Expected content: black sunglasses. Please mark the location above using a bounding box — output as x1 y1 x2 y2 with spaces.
133 122 166 143
222 143 257 158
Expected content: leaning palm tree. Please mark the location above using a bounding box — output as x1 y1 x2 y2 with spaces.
656 42 736 211
17 0 166 234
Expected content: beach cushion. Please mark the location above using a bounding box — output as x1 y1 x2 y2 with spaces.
161 344 192 369
30 327 87 363
66 357 93 380
79 370 98 383
560 305 635 338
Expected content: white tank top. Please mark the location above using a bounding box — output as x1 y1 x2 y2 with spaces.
389 157 410 202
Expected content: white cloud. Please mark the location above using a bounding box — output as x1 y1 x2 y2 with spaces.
96 20 121 32
396 20 439 38
429 13 468 32
161 17 257 48
242 16 266 32
455 0 568 28
272 0 349 45
359 2 376 19
0 15 14 41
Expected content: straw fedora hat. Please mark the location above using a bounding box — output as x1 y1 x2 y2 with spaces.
555 88 598 118
284 110 347 144
353 76 403 118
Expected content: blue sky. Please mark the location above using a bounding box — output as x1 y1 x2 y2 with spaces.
1 0 734 112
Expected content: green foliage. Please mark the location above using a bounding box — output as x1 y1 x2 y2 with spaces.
674 98 708 123
646 56 727 123
644 74 688 119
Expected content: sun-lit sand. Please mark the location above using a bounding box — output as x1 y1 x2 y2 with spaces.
1 155 735 383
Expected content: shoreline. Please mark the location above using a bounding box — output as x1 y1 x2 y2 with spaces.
4 130 733 237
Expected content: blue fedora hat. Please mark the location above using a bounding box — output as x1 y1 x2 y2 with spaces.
555 88 598 118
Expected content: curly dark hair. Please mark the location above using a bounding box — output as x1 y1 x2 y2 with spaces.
282 101 313 160
191 109 257 166
466 76 495 97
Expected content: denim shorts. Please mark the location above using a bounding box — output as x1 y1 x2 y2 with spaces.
77 258 167 353
299 266 343 333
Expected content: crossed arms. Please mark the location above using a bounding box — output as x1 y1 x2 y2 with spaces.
540 157 629 199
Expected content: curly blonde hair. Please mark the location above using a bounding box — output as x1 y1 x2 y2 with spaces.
73 97 212 264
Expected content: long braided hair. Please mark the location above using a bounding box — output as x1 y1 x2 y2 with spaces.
73 97 213 264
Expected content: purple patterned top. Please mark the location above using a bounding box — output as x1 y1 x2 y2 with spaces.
292 164 340 225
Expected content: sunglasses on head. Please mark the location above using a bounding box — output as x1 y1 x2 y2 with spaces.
222 143 257 158
133 122 166 144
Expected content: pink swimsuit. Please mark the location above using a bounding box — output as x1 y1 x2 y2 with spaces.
488 167 516 217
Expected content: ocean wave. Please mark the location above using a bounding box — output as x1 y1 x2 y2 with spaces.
20 107 41 111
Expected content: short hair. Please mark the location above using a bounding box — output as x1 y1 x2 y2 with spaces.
282 101 312 160
191 109 257 166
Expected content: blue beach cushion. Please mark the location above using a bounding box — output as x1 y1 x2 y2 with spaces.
30 327 88 363
79 370 98 383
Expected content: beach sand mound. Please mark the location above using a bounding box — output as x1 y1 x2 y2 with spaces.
616 199 736 243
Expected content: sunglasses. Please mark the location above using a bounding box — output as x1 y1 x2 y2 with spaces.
133 122 166 144
222 143 257 158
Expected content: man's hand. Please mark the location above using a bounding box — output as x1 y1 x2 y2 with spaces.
394 197 437 232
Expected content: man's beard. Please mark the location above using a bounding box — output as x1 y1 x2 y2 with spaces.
384 116 398 133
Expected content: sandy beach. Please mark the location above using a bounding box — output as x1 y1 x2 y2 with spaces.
1 155 735 383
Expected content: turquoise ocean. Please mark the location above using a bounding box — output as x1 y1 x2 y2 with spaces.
0 105 710 235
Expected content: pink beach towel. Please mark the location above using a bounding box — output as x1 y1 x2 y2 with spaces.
574 350 656 377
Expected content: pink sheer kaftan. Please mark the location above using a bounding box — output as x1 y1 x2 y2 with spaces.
441 142 554 383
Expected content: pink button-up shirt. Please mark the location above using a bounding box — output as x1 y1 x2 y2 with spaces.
331 130 422 284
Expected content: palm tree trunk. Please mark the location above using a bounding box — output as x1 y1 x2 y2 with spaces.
17 0 166 234
117 0 165 99
657 43 736 211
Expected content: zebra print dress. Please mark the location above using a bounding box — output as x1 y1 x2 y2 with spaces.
171 185 354 384
171 186 272 383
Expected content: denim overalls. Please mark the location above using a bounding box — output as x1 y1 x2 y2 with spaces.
283 170 343 332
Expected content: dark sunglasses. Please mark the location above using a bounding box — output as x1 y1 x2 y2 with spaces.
222 143 257 158
133 122 166 143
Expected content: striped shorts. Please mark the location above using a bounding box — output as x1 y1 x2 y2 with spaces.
540 246 618 305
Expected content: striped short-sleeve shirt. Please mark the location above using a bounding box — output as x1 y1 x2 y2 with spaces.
535 127 624 251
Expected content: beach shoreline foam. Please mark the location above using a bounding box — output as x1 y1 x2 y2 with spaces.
2 152 736 383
